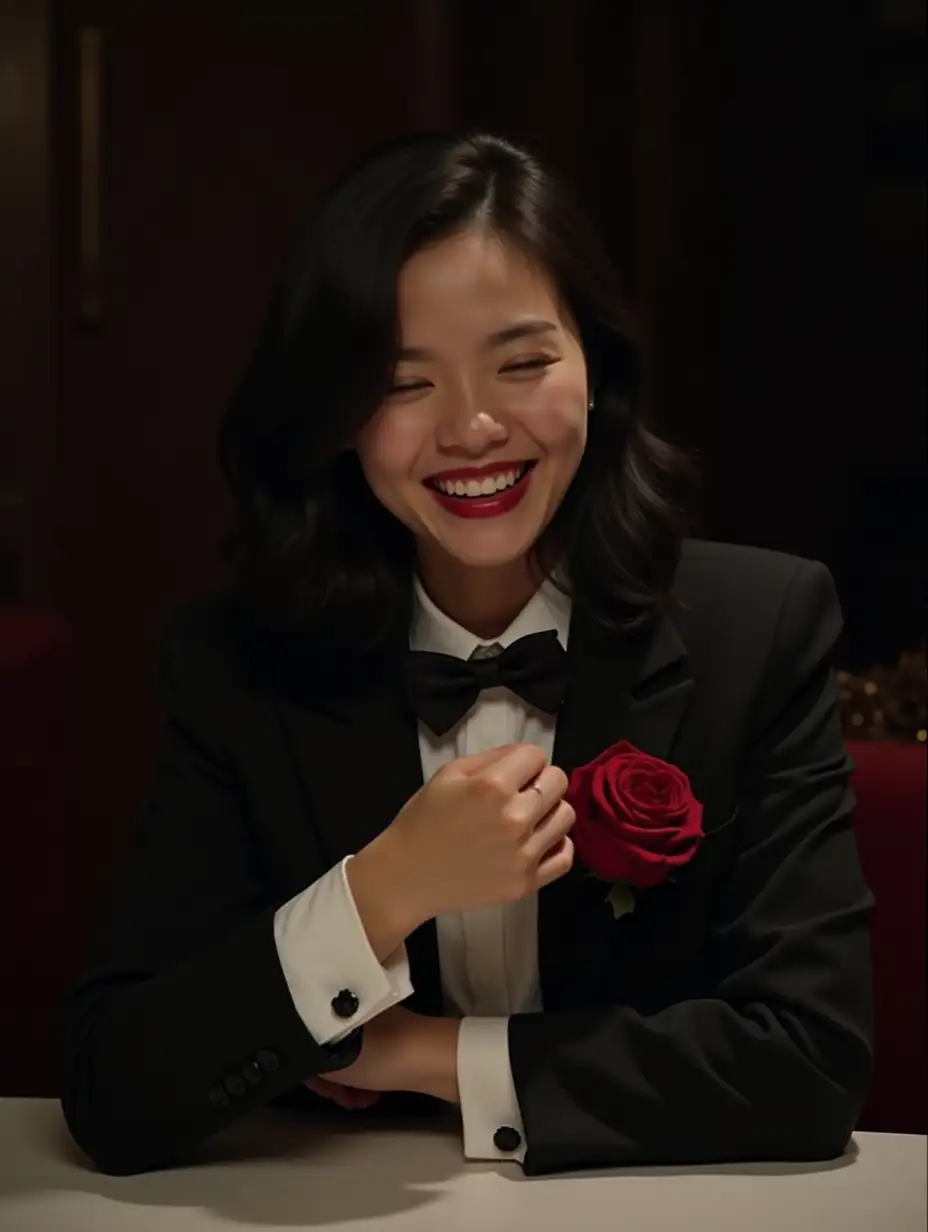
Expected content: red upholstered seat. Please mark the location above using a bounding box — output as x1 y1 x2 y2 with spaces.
848 738 927 1134
0 608 81 1095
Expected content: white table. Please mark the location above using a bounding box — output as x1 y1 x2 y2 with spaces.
0 1099 924 1232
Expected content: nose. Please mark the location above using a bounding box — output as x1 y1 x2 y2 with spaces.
435 387 509 453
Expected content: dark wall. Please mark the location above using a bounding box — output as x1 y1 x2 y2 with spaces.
720 4 925 667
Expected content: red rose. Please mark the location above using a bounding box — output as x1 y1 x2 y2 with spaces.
565 740 703 889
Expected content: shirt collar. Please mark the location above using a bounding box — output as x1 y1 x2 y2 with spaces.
411 570 572 658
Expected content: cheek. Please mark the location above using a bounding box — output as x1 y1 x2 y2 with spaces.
521 380 587 455
356 410 427 503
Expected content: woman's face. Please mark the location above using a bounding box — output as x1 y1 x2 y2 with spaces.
354 228 589 575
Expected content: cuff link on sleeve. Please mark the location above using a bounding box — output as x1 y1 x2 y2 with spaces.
493 1125 522 1153
331 988 360 1019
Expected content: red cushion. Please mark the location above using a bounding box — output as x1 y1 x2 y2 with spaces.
0 608 81 1095
848 739 927 1134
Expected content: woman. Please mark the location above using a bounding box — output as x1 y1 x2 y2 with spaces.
58 132 873 1178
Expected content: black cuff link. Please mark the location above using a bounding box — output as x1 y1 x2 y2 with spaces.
493 1125 522 1153
331 988 360 1019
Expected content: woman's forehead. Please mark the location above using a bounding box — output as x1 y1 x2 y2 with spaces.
396 230 566 338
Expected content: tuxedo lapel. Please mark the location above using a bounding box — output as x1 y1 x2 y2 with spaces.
552 605 692 777
540 601 694 1011
273 632 444 1015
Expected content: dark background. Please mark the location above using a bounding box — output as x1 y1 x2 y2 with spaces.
0 0 924 1095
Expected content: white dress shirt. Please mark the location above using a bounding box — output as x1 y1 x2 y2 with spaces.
273 575 572 1163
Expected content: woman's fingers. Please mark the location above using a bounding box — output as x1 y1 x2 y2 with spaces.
508 763 569 822
484 742 551 793
453 742 523 774
303 1075 381 1109
534 834 575 887
525 799 576 864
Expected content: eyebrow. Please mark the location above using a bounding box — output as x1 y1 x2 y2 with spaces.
396 319 558 362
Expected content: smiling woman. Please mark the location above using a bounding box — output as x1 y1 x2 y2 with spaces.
58 131 873 1181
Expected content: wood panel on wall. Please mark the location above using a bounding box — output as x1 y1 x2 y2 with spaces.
0 0 54 604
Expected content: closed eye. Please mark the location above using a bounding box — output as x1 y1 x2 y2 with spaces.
387 356 558 395
500 357 560 376
387 379 432 395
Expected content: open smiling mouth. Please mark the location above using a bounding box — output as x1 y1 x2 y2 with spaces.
423 460 538 519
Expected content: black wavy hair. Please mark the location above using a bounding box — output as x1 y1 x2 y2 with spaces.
217 131 696 659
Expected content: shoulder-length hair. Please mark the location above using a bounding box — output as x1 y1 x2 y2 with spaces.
217 131 696 659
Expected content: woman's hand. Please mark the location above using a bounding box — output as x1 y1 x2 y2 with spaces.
302 1075 381 1110
305 1006 460 1105
352 742 575 928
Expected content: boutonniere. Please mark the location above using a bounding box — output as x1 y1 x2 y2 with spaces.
564 740 704 919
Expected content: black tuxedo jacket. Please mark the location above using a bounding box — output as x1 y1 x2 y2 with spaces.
58 540 874 1177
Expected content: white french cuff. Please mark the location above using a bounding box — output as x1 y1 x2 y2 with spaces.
457 1016 526 1163
273 855 413 1046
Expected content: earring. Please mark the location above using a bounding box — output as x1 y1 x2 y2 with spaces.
588 393 595 412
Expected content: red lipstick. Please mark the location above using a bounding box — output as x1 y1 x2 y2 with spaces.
426 461 537 519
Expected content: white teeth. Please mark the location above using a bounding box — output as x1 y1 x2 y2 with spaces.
434 464 527 497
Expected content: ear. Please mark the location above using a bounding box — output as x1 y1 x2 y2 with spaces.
583 350 599 409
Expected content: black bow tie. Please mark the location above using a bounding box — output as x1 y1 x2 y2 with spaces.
404 631 569 736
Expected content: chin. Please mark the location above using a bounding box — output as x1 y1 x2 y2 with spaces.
407 485 557 572
440 543 535 570
431 522 546 571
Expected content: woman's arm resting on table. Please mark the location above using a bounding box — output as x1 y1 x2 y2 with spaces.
56 612 415 1177
508 560 875 1176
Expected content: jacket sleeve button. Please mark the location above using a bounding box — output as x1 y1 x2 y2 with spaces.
241 1060 263 1085
208 1085 230 1109
256 1049 280 1073
224 1074 247 1098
